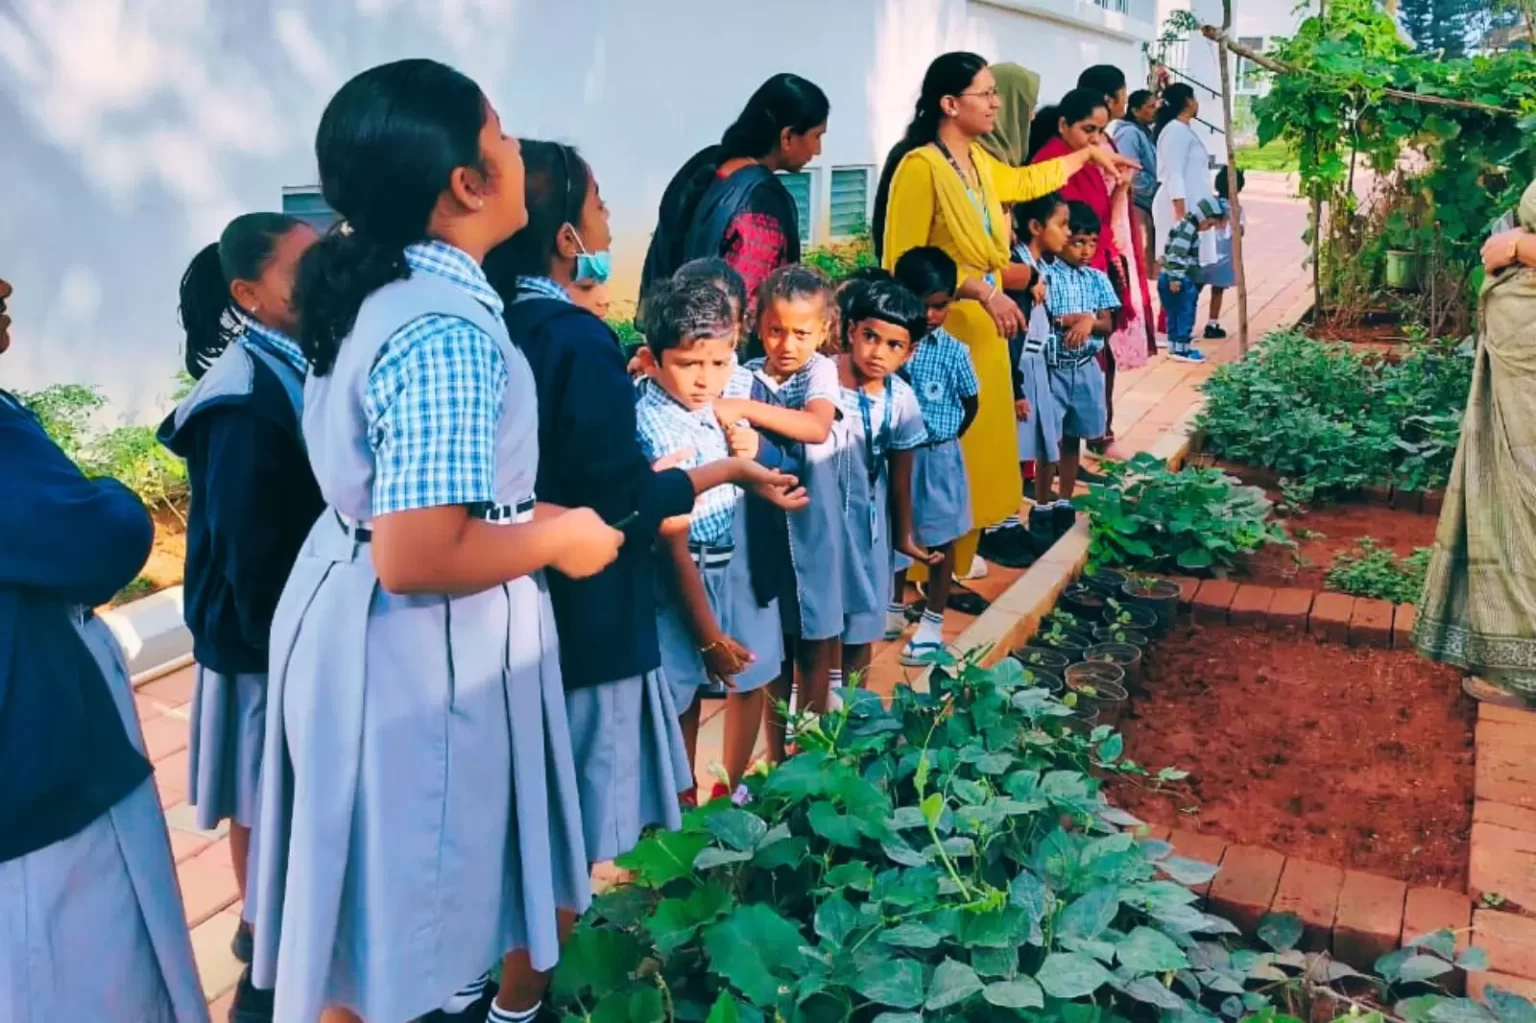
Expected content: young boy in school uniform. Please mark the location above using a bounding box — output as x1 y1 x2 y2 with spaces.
1034 201 1121 535
1160 195 1227 363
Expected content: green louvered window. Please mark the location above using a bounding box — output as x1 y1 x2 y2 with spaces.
777 171 813 241
830 167 872 238
282 188 340 232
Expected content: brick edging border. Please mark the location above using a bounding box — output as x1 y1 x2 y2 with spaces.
1174 578 1417 651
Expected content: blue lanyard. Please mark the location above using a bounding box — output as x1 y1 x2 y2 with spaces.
857 378 892 540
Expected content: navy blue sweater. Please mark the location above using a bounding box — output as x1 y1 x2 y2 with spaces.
159 355 324 675
0 392 154 862
505 299 697 690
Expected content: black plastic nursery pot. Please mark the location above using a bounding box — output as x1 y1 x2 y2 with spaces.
1037 628 1094 661
1085 642 1143 692
1064 662 1129 728
1019 666 1064 694
1011 646 1073 672
1059 582 1108 621
1102 602 1159 634
1091 625 1150 650
1081 567 1127 597
1121 578 1181 635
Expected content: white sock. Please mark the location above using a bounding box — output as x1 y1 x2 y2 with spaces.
828 669 844 711
488 1001 540 1022
912 611 944 646
441 973 490 1013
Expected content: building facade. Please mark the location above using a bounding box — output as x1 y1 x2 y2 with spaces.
1 0 1198 417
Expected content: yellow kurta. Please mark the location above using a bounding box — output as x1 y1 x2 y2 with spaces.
883 145 1069 571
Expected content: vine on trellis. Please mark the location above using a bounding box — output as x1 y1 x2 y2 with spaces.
1250 0 1536 334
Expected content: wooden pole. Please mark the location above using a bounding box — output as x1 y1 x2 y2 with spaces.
1215 3 1251 355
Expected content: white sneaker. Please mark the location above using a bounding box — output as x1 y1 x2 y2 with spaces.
958 557 989 581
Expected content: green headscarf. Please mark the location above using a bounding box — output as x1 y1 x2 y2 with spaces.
979 62 1041 168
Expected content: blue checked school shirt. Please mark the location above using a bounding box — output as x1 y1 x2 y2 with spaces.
634 379 738 547
1163 197 1225 281
239 316 307 375
363 241 509 517
744 352 841 409
1042 260 1120 368
901 327 979 443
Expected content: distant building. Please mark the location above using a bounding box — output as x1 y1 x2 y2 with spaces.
3 0 1177 418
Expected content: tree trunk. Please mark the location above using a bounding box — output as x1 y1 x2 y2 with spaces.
1216 1 1251 355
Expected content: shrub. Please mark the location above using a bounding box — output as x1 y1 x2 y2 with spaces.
1196 332 1471 499
803 232 876 282
1326 538 1431 605
1076 453 1288 574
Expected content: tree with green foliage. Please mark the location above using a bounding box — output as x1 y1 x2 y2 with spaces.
1398 0 1480 57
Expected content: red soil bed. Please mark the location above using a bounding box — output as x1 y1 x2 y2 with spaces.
1242 499 1439 592
1308 320 1411 353
1106 623 1473 889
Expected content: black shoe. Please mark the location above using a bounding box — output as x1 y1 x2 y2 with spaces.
1076 465 1108 485
946 584 992 615
978 527 1037 569
230 919 253 965
229 968 274 1023
1052 502 1078 536
1204 322 1227 339
1028 507 1058 550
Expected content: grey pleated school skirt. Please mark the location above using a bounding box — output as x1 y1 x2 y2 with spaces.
911 439 973 549
1017 349 1063 464
187 666 265 832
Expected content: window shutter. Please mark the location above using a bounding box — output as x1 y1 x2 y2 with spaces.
777 171 813 241
829 168 871 238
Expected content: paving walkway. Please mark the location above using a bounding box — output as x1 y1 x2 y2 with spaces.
134 172 1324 1011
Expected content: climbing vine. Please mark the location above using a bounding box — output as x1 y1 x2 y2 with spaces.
1251 0 1536 333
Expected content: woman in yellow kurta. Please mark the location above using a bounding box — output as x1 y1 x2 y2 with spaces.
873 52 1133 579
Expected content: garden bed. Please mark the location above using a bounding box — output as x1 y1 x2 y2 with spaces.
1106 621 1473 889
106 502 187 608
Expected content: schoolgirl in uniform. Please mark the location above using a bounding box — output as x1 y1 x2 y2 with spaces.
250 61 626 1023
1010 193 1071 548
483 143 803 868
157 213 322 1017
1 278 208 1022
887 247 981 666
707 266 844 760
833 274 940 680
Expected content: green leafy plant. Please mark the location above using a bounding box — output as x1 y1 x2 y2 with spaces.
802 231 875 282
1197 332 1471 499
15 383 106 464
1076 453 1288 575
549 653 1516 1023
1325 539 1431 604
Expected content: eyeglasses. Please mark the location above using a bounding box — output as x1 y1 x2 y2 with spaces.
957 87 1000 100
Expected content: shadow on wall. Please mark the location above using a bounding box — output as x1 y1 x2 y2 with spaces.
0 0 1020 421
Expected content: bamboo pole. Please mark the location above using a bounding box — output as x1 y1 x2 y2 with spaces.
1199 27 1521 116
1217 0 1251 355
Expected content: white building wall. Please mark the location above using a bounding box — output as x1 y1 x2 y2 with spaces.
0 0 1159 419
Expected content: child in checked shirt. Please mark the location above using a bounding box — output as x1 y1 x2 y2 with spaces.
887 246 980 666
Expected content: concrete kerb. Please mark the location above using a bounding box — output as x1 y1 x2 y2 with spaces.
104 585 193 686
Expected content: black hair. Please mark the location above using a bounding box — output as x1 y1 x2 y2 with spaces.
178 213 305 379
1067 200 1101 237
838 274 927 348
754 263 834 326
295 59 487 376
719 73 830 161
1127 89 1155 116
1077 65 1127 101
643 277 738 356
674 257 747 322
483 140 590 296
1215 165 1247 197
892 246 958 300
1154 83 1197 140
872 51 990 260
1012 192 1068 241
1028 87 1111 161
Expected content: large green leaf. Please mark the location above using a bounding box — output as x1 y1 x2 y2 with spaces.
926 959 984 1010
808 801 863 849
1057 885 1120 940
702 904 806 1006
645 882 732 955
1117 926 1191 973
814 895 862 947
984 977 1045 1009
708 808 769 852
615 828 712 887
551 925 645 1001
1036 951 1112 1000
852 957 927 1009
1256 912 1304 953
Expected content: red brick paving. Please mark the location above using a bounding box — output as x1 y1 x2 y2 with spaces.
1308 591 1355 644
1349 598 1395 649
1209 844 1286 934
1191 580 1238 624
1333 870 1408 970
1227 585 1275 628
1270 858 1344 952
1268 588 1315 631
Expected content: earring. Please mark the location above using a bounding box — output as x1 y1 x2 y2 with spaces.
473 199 484 211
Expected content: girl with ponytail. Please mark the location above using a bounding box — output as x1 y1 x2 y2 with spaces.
875 51 1137 582
249 58 625 1023
157 212 322 1019
640 72 830 314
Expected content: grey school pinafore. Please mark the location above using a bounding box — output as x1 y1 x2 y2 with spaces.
250 274 589 1022
0 613 209 1023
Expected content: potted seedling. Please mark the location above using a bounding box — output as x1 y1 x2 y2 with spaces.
1010 645 1071 672
1103 597 1159 634
1060 581 1107 620
1119 579 1180 634
1092 623 1150 650
1036 612 1093 661
1085 642 1143 691
1081 567 1127 597
1020 666 1064 695
1064 661 1129 728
